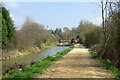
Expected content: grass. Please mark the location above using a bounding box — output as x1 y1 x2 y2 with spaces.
89 50 98 58
2 45 74 79
89 49 120 78
43 42 54 48
19 49 31 53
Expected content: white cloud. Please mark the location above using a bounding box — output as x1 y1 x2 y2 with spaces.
10 13 15 21
91 16 102 26
6 2 19 8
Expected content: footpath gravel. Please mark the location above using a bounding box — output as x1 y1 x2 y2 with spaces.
36 44 115 78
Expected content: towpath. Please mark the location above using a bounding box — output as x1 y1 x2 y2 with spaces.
36 44 115 78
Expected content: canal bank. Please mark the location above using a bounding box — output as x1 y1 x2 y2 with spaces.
2 45 73 78
2 42 55 61
2 43 55 74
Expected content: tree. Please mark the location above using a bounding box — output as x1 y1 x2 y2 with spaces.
1 14 8 48
118 1 120 73
0 18 1 48
63 27 71 40
100 0 109 58
21 17 56 49
54 28 63 41
2 7 15 42
77 21 97 44
63 27 70 35
0 6 8 48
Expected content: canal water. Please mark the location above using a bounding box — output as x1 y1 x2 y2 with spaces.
2 46 70 74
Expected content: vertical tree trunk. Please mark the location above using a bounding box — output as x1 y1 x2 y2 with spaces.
102 0 105 34
101 0 106 59
118 1 120 74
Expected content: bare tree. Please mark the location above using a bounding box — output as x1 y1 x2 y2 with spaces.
100 0 109 59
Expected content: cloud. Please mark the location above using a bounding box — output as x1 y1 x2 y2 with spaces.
10 13 15 21
6 2 19 8
91 16 102 26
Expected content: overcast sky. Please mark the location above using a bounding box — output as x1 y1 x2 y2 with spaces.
4 2 102 30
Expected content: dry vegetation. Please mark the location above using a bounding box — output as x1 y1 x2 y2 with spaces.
3 17 56 58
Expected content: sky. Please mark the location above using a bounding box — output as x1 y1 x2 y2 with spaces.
4 2 102 30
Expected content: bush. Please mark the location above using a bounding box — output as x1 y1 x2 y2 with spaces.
3 17 56 51
85 27 103 47
77 21 103 47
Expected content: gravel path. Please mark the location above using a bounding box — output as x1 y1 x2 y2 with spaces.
36 44 115 78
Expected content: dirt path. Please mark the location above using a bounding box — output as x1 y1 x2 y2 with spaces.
36 44 115 78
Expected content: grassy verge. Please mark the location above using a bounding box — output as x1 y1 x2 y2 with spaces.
89 49 120 78
2 45 74 79
42 42 55 48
